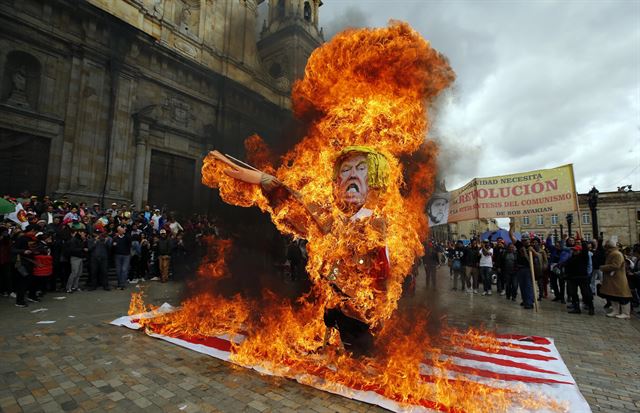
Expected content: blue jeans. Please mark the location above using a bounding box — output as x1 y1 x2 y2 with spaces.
114 254 130 288
517 268 534 307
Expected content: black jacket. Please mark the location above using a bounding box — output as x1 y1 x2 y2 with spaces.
67 235 86 258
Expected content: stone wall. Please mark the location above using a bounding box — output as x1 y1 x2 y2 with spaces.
0 0 297 214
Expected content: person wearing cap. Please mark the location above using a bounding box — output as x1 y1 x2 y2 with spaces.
508 220 538 309
90 202 101 217
105 202 116 218
154 229 174 282
151 209 163 232
479 239 494 296
426 193 449 226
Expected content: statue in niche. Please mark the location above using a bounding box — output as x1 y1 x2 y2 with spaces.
150 0 164 18
7 67 30 108
179 2 192 33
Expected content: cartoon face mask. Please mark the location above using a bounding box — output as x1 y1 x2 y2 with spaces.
336 153 369 208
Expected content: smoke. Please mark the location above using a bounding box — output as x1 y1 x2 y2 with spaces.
322 6 370 39
429 87 482 190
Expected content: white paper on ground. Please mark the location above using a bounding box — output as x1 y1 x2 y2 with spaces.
36 320 56 324
112 306 591 413
31 308 48 313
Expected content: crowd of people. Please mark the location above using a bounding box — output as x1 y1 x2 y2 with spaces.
3 193 639 320
0 194 219 307
431 221 640 318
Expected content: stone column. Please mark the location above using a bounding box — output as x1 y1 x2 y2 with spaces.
57 46 84 193
133 120 149 209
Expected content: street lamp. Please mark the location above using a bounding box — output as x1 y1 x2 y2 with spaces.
566 213 573 237
587 186 599 239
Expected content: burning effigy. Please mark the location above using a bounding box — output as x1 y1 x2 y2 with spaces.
114 23 590 412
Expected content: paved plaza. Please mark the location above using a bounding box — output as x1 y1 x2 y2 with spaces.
1 268 639 413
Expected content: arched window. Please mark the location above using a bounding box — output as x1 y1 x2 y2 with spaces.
303 1 312 21
2 50 41 109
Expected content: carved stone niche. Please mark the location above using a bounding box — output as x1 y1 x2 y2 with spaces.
1 51 41 110
174 0 200 37
134 95 196 131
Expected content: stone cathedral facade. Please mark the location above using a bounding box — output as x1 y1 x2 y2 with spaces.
0 0 323 214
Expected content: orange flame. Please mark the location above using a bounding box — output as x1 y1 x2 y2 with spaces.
132 22 567 412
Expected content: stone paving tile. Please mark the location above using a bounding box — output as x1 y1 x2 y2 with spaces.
1 269 639 412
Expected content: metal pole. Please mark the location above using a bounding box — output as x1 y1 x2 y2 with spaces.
528 250 539 312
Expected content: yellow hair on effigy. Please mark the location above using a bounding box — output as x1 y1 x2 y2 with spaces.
334 146 390 189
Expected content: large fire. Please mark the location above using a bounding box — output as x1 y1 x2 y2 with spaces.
130 23 566 412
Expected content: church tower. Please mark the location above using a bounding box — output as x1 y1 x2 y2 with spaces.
257 0 324 89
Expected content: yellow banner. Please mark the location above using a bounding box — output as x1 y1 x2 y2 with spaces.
430 165 578 225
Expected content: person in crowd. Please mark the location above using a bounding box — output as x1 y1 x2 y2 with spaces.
509 221 537 309
531 237 548 301
129 233 141 283
628 244 640 313
62 206 79 226
112 225 131 290
500 242 518 301
0 226 12 297
41 204 55 225
591 238 605 295
565 242 594 315
479 239 493 296
492 237 506 295
151 209 163 232
11 226 34 307
32 232 53 297
139 233 151 281
142 205 152 223
88 227 112 290
599 239 633 319
422 241 438 289
449 240 464 291
155 229 173 282
66 225 87 293
168 216 184 236
463 239 480 294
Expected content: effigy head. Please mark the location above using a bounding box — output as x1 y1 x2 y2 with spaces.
333 146 389 209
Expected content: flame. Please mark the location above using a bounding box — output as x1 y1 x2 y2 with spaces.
131 22 567 412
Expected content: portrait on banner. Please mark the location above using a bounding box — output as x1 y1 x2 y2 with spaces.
427 192 450 227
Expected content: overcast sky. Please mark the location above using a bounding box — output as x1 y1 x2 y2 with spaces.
318 0 640 194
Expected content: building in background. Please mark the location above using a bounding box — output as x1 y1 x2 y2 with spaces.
0 0 323 214
518 189 639 246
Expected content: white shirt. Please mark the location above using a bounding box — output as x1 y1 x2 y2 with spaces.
479 247 493 267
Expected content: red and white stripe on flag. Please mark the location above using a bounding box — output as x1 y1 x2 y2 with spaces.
111 305 591 413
